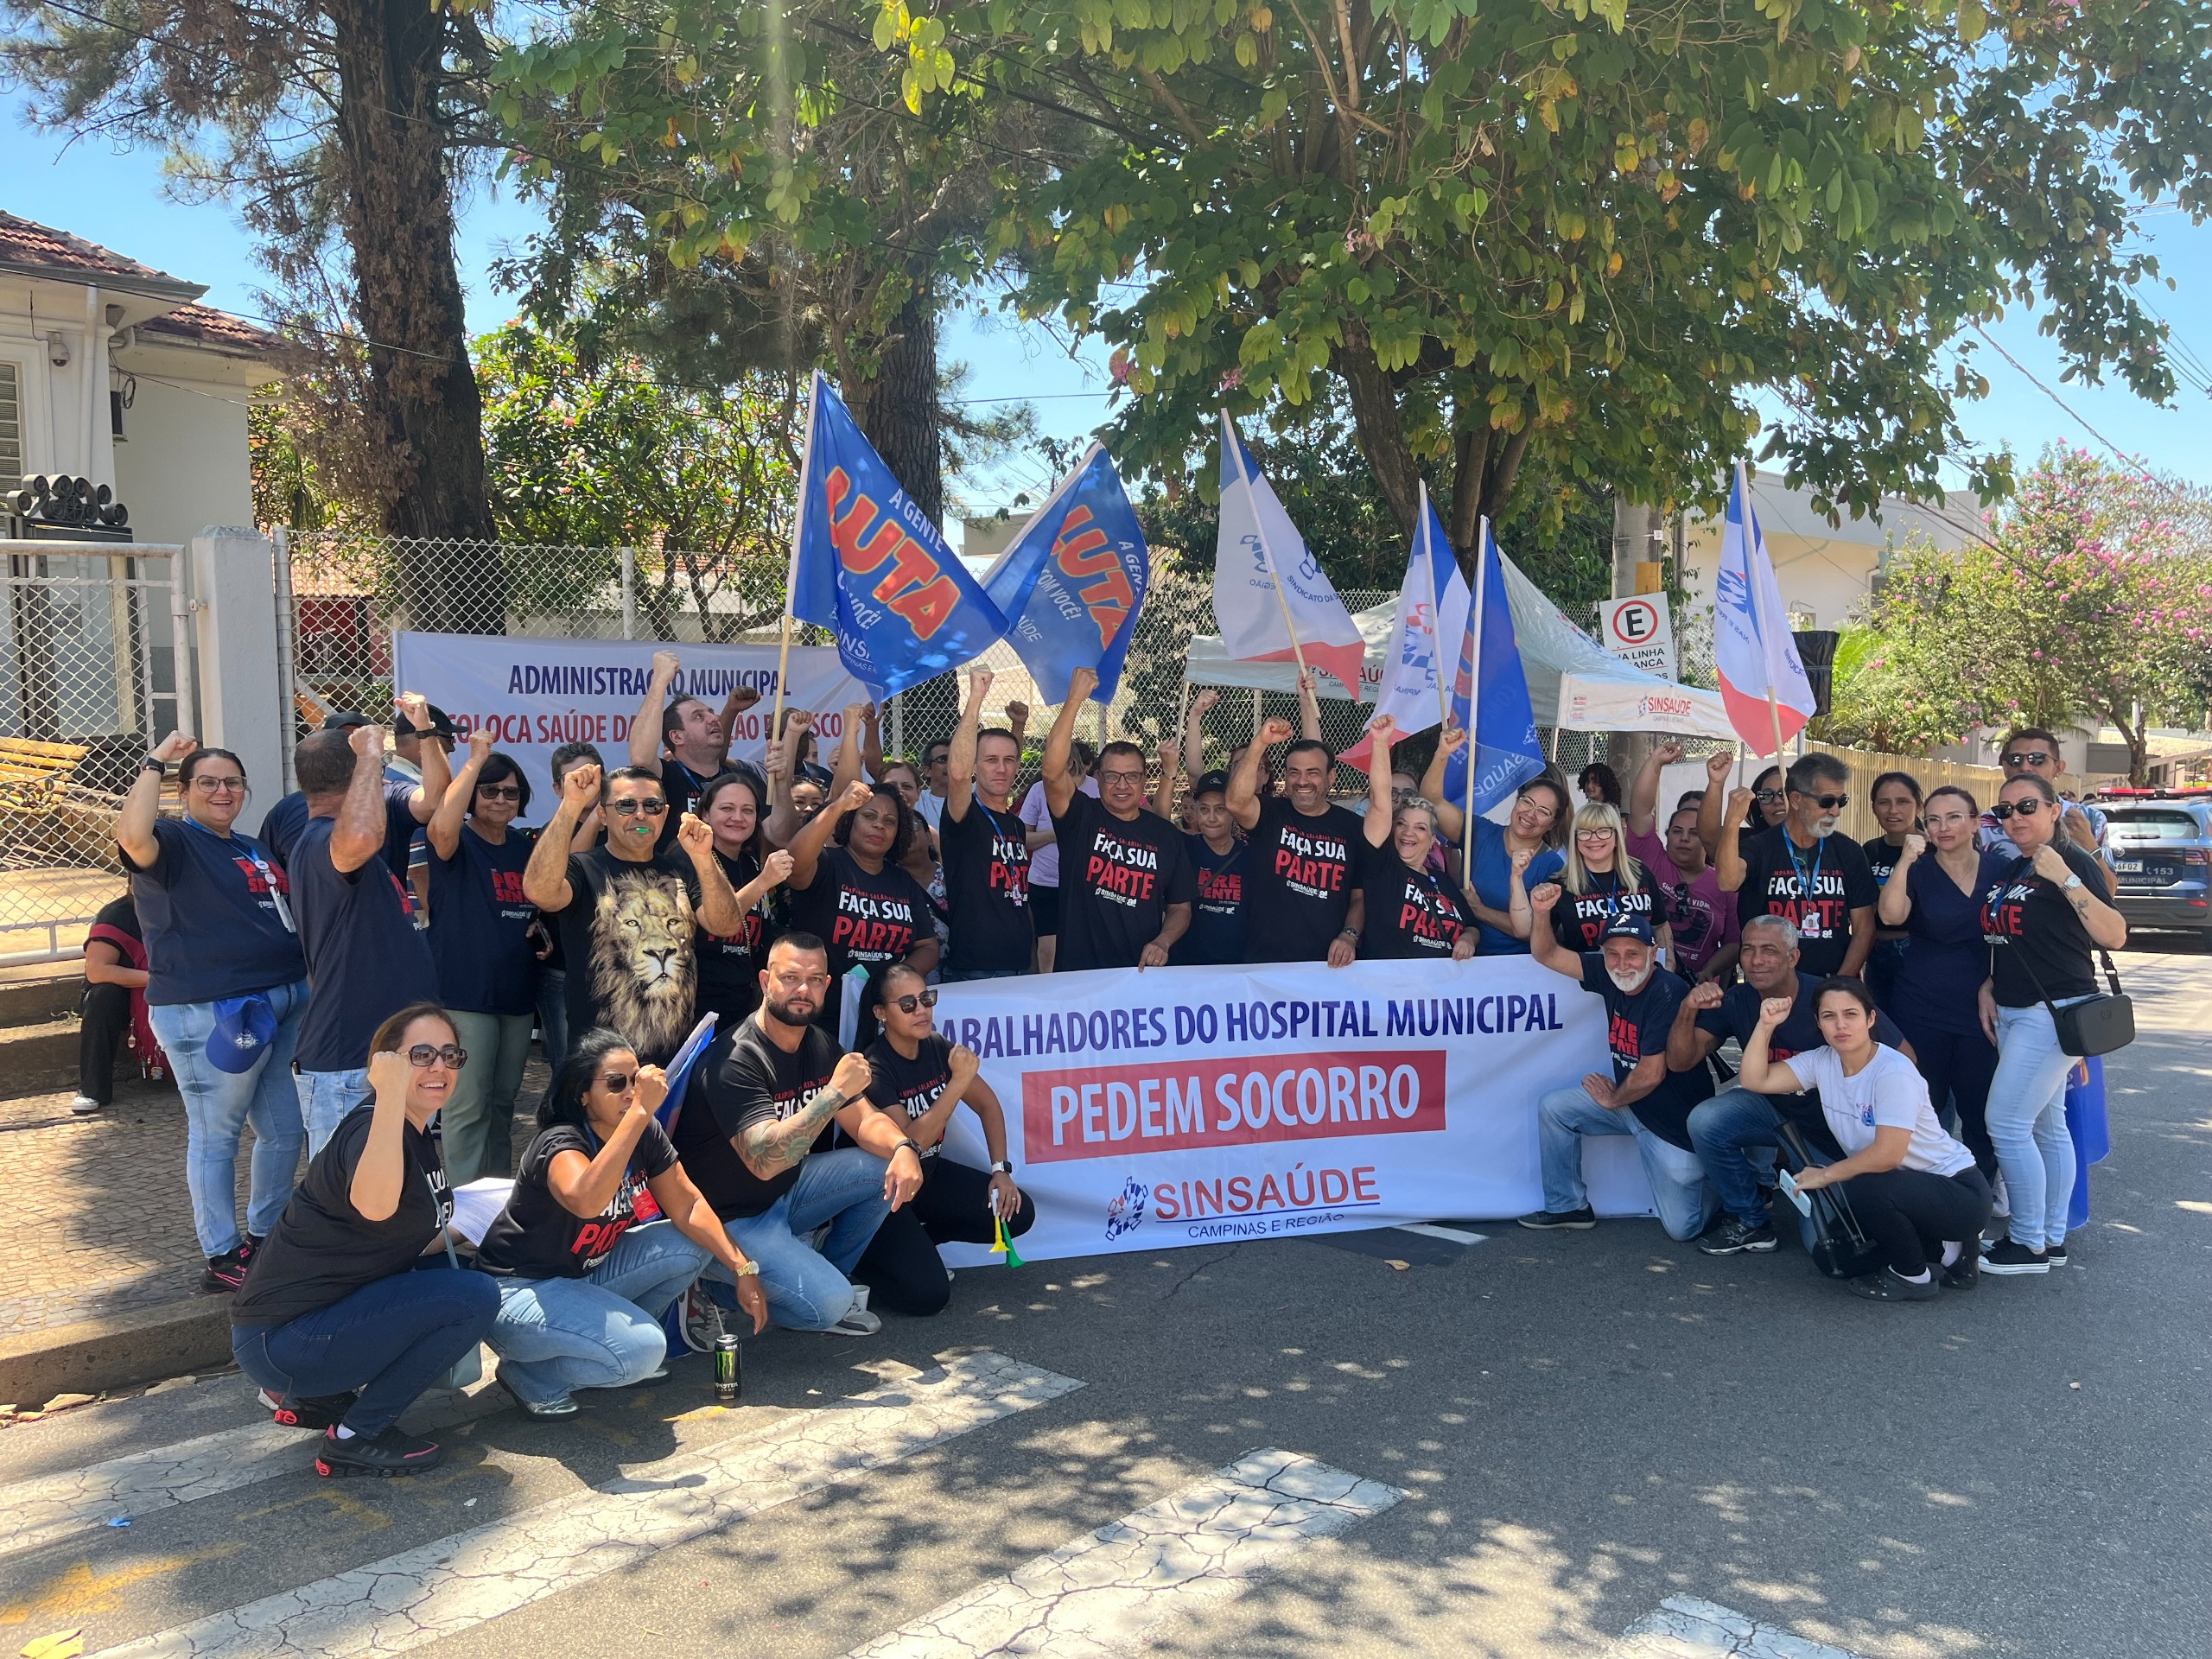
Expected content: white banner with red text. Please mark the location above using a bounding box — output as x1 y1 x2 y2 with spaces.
389 632 871 825
928 956 1662 1265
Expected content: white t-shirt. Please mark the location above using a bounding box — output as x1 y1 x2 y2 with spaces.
916 791 947 830
1783 1044 1975 1178
1018 776 1096 887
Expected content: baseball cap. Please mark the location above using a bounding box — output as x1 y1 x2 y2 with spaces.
1193 770 1230 798
205 993 279 1074
1600 914 1656 947
393 702 458 741
320 709 372 731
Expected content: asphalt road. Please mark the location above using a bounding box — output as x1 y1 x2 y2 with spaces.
2 947 2203 1659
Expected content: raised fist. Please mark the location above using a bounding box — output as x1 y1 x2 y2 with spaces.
830 1049 874 1099
562 762 602 806
676 812 714 855
1726 786 1754 820
760 849 795 886
365 1047 413 1100
393 691 429 728
152 732 199 765
1758 995 1794 1027
1068 665 1102 704
1258 716 1294 746
1369 713 1397 745
348 722 386 760
633 1065 670 1116
1191 687 1220 717
968 667 995 702
1902 833 1927 861
1706 750 1734 782
1437 723 1468 755
652 649 681 682
1529 881 1562 912
1653 739 1684 766
837 779 874 815
465 728 496 766
1686 980 1725 1010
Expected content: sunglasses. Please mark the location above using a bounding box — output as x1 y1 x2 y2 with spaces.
2002 752 2051 768
1752 789 1786 804
1990 799 2044 821
599 1071 637 1092
476 784 521 801
406 1044 467 1068
1796 792 1850 810
609 798 669 817
887 988 939 1014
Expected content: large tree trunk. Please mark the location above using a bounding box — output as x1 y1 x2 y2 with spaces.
329 0 503 632
1338 334 1423 552
846 276 944 530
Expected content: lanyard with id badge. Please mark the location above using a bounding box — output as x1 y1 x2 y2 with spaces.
184 813 296 933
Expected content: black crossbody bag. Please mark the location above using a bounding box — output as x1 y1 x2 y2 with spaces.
1992 857 2134 1058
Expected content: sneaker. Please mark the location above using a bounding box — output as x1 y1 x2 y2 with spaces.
314 1424 445 1478
200 1246 251 1294
1940 1249 1980 1291
68 1094 103 1116
1697 1217 1779 1256
500 1380 579 1419
1516 1207 1597 1231
1849 1267 1941 1303
826 1302 882 1336
2044 1239 2070 1268
680 1283 724 1353
1981 1236 2050 1275
258 1389 358 1431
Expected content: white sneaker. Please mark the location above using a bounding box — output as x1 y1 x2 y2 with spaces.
68 1095 102 1116
826 1302 881 1337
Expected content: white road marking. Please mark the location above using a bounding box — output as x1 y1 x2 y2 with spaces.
1395 1222 1488 1244
844 1447 1400 1659
1605 1596 1871 1658
88 1352 1081 1659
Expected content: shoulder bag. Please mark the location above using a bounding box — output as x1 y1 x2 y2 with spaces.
1993 858 2134 1058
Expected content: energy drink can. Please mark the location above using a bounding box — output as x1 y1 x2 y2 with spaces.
713 1333 741 1402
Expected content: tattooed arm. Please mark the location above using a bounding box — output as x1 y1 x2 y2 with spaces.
736 1048 875 1179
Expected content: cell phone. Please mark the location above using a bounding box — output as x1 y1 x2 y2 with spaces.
1777 1168 1814 1217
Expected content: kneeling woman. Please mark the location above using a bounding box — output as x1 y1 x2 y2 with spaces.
231 1005 498 1478
851 963 1035 1315
1740 978 1992 1302
476 1029 768 1416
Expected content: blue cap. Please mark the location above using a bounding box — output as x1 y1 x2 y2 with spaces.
205 993 278 1074
1600 913 1656 947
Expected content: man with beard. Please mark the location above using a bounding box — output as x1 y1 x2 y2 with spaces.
1716 751 1877 980
1519 904 1717 1240
671 934 925 1337
1226 709 1364 965
1665 914 1914 1256
629 650 763 854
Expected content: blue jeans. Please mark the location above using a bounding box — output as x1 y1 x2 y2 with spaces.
1989 1002 2081 1251
232 1262 498 1438
1538 1085 1716 1242
485 1220 709 1407
442 1010 534 1185
149 979 309 1257
704 1147 893 1331
1688 1087 1789 1229
537 968 569 1071
302 1066 372 1156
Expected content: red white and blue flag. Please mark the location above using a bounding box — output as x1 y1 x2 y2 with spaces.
1713 461 1815 755
1211 412 1368 698
1339 480 1470 768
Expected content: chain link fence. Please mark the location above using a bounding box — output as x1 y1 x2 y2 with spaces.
0 542 191 963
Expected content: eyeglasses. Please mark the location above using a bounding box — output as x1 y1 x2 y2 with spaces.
1097 768 1145 785
1576 828 1616 841
609 798 668 817
1990 799 2044 821
188 777 246 794
1797 792 1850 810
887 988 939 1014
406 1044 468 1068
476 784 521 801
1752 789 1786 804
2002 752 2051 769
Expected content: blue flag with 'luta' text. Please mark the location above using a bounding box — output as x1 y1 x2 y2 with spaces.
982 442 1150 703
1440 516 1547 818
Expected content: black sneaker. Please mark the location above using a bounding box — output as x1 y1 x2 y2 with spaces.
200 1246 251 1294
1849 1267 1941 1303
1940 1249 1980 1291
1697 1217 1779 1256
258 1389 358 1431
1981 1236 2050 1275
680 1282 724 1353
1516 1206 1597 1230
314 1424 444 1478
2044 1239 2070 1268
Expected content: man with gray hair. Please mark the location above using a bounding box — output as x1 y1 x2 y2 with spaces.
1663 913 1914 1255
1715 750 1878 979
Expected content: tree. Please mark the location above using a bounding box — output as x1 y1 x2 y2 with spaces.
945 0 2212 568
1834 450 2212 780
2 0 504 629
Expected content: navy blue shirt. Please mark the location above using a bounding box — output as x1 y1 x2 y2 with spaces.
1172 835 1249 966
1894 850 2013 1036
123 817 306 1006
261 780 421 878
426 823 539 1015
1574 950 1713 1149
290 814 440 1073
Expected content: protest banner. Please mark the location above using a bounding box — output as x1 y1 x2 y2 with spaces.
927 955 1662 1266
389 631 868 825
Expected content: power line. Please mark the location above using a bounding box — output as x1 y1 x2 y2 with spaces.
1971 322 2149 473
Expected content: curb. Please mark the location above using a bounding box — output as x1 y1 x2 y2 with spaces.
0 1296 235 1408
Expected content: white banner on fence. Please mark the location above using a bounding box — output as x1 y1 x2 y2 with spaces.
390 632 871 823
927 957 1660 1266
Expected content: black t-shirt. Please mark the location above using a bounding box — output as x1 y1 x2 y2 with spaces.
474 1119 681 1278
1695 970 1908 1136
231 1105 451 1327
1734 826 1878 976
426 823 539 1015
1861 835 1908 892
1243 797 1363 963
1051 793 1198 972
123 817 306 1006
261 781 420 879
550 845 704 1065
652 758 709 855
861 1032 955 1157
694 848 767 1030
939 798 1033 975
1360 845 1474 959
674 1017 843 1219
1980 842 2113 1007
1173 836 1249 967
1547 871 1658 953
290 816 439 1073
1574 952 1712 1149
787 844 931 1032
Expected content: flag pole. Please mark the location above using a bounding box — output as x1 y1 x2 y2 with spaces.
1422 486 1453 735
1461 519 1489 891
1232 421 1314 688
1764 689 1787 766
768 374 820 810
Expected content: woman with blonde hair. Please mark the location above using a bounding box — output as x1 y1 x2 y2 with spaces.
1522 799 1667 956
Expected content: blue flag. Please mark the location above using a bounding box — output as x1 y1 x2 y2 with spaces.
789 371 1007 697
1441 517 1547 817
983 443 1150 703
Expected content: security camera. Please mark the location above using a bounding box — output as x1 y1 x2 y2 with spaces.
48 335 72 368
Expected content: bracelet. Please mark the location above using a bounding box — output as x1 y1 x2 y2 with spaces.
989 1160 1014 1175
891 1136 922 1158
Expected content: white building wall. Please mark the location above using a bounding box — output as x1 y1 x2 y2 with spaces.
110 369 254 546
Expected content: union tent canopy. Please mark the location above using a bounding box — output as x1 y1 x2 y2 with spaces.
1183 550 1736 741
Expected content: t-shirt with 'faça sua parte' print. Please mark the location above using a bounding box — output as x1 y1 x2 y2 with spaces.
1050 792 1196 972
1243 796 1363 963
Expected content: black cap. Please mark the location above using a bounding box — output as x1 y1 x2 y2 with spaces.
394 702 458 741
1193 770 1230 798
320 709 372 731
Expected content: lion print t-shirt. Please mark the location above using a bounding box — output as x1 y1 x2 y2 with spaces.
552 845 704 1065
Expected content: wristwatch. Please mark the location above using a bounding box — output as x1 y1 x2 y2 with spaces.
141 756 168 773
733 1261 760 1278
989 1160 1014 1175
2061 874 2083 892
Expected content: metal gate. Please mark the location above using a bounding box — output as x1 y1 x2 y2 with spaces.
0 540 194 964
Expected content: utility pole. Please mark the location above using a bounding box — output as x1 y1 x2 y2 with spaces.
1607 497 1667 780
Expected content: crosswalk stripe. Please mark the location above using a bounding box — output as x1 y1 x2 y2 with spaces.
87 1352 1080 1659
1394 1222 1487 1244
844 1447 1400 1658
1606 1595 1869 1658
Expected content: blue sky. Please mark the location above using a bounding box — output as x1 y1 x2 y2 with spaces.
12 85 2212 520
